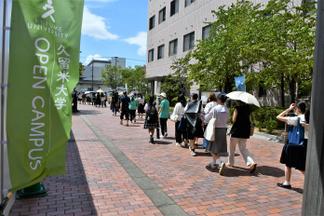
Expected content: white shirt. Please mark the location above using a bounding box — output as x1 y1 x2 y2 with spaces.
172 102 185 121
204 101 217 115
205 104 229 128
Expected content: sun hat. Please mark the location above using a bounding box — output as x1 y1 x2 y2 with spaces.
160 92 167 98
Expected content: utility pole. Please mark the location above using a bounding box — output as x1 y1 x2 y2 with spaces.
91 59 94 91
0 0 8 205
302 0 324 215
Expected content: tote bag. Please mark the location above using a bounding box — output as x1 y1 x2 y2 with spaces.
204 118 216 141
288 118 305 145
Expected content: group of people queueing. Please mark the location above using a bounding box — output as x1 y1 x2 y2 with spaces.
171 92 257 175
110 91 146 127
113 91 310 188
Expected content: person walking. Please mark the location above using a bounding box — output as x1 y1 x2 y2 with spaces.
120 92 130 126
137 95 145 119
144 96 159 144
171 94 187 146
184 93 204 156
221 101 257 174
111 91 119 116
159 93 170 138
204 93 228 172
203 93 218 149
100 92 105 108
276 102 309 189
129 96 138 123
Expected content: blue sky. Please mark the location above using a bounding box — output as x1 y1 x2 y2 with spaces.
81 0 148 67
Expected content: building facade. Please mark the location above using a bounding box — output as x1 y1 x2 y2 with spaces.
146 0 269 95
77 57 126 92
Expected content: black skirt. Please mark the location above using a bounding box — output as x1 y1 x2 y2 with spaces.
280 139 308 171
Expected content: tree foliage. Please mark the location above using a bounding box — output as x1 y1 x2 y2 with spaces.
174 0 316 104
102 65 148 93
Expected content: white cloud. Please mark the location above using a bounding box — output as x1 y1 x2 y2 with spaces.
84 54 109 65
125 32 147 56
82 6 119 40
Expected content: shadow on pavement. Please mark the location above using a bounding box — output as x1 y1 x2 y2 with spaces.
257 166 285 177
154 140 173 145
291 187 303 194
76 109 102 115
221 167 256 177
11 133 98 215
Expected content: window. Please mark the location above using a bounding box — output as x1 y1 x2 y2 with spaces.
183 32 195 52
148 49 154 62
202 25 211 40
185 0 195 7
157 44 165 59
149 15 155 30
158 7 166 24
169 39 178 56
170 0 179 17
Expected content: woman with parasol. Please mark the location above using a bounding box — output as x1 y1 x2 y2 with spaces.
219 91 259 175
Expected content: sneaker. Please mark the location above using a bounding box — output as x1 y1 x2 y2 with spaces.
191 151 197 157
150 137 155 144
219 162 226 175
175 143 180 146
249 163 257 173
277 183 292 189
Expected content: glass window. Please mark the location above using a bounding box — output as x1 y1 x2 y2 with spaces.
148 49 154 62
149 15 155 30
170 0 179 17
185 0 195 7
202 24 212 40
157 44 165 59
169 39 178 56
158 7 166 24
183 32 195 52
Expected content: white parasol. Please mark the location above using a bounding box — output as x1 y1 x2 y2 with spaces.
226 91 261 107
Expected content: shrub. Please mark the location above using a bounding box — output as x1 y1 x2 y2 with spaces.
252 107 285 133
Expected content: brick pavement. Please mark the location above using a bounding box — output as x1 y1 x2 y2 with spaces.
11 104 304 216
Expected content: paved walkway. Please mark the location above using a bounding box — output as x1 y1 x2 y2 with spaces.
11 104 304 216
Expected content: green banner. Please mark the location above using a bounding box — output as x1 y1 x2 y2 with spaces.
7 0 84 191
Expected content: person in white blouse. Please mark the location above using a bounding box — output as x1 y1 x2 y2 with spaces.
276 102 309 189
203 93 218 149
204 93 229 173
171 94 187 146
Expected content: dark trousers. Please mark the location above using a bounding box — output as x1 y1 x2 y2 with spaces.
120 110 129 120
160 118 168 136
175 121 187 143
130 110 136 122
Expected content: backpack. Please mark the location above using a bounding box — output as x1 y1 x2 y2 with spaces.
147 105 158 122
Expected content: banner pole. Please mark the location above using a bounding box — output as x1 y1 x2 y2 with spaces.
0 0 8 204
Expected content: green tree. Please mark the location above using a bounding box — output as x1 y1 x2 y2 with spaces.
79 62 84 76
162 57 192 105
187 1 261 92
121 66 149 94
101 65 123 89
176 0 315 105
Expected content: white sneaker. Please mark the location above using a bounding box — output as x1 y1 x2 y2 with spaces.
175 143 180 146
191 151 197 157
219 162 226 175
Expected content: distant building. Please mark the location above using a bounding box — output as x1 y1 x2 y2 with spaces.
77 57 126 92
146 0 269 95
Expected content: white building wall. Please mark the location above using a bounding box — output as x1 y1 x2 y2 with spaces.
146 0 270 80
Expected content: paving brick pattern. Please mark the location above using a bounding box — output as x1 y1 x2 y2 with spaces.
11 104 304 216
